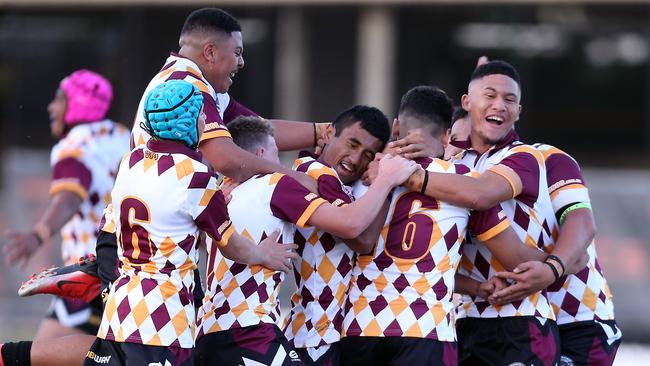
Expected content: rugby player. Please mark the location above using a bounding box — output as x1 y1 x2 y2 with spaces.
490 143 622 366
284 105 401 365
194 114 417 366
85 80 296 366
341 85 548 366
2 70 129 341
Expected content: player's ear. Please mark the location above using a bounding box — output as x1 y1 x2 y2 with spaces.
203 42 216 63
391 118 400 139
461 94 470 112
322 124 335 145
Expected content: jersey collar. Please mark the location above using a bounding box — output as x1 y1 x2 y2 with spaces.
147 139 203 161
459 129 520 159
297 150 336 169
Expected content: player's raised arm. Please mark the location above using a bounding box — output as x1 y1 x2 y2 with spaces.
269 120 329 151
405 166 516 211
199 135 316 192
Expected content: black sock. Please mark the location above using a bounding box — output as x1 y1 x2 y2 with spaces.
0 341 31 366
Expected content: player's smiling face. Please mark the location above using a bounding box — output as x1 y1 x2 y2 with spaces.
462 74 521 152
320 121 383 185
48 88 67 139
211 31 244 93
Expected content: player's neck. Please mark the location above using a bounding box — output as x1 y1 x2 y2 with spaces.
469 132 492 155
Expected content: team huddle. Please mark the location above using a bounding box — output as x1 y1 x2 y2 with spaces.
1 7 622 366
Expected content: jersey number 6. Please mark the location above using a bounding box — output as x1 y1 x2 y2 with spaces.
119 196 153 263
384 191 441 261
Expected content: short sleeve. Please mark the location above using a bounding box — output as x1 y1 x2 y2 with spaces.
468 203 512 242
50 157 92 199
199 92 232 142
489 147 542 206
186 170 234 246
317 174 353 206
545 152 591 212
300 163 352 206
270 174 328 228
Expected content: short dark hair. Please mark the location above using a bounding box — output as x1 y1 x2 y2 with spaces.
331 105 391 148
181 8 241 37
398 85 453 136
228 116 274 153
471 60 521 88
452 106 468 123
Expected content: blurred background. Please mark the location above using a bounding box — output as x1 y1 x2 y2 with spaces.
0 0 649 364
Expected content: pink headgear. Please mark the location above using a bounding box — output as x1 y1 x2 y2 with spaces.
60 69 113 125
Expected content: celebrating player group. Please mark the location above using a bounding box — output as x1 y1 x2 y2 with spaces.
0 7 621 366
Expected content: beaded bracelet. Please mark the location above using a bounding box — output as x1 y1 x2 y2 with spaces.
546 254 566 277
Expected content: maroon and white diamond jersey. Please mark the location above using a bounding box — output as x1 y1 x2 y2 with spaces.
50 120 129 265
131 53 259 150
131 53 230 149
343 158 511 342
98 140 233 348
454 131 556 320
534 143 616 327
196 173 327 338
284 155 356 348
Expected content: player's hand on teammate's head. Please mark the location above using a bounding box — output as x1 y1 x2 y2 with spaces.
361 153 384 186
489 260 556 305
2 230 41 267
382 140 400 156
376 154 420 187
314 136 326 155
386 128 442 160
257 230 298 274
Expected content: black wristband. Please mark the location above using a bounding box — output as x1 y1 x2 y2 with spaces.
420 170 429 195
544 261 560 280
546 254 566 277
312 123 317 146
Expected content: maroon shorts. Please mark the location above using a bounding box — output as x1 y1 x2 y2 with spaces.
82 338 193 366
558 320 621 366
457 316 560 366
294 343 341 366
340 336 457 366
194 323 304 366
